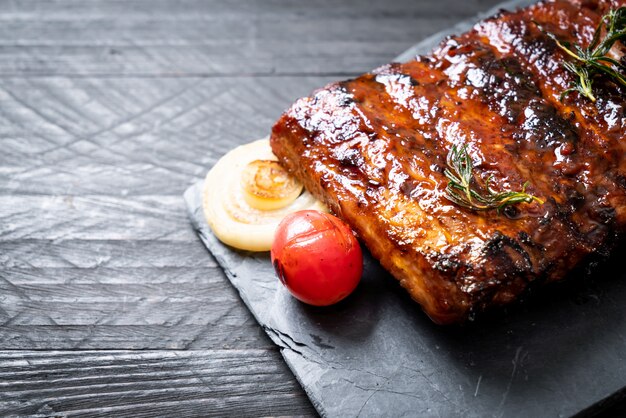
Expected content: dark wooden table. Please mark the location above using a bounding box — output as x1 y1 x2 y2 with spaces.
1 1 624 416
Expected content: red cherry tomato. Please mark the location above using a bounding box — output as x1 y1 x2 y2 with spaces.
271 210 363 306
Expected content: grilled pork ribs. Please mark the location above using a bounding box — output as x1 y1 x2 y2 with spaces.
270 0 626 324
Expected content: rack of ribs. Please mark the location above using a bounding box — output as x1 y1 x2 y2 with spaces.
270 0 626 324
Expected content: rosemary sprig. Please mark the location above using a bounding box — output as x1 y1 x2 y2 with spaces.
536 7 626 102
443 144 543 213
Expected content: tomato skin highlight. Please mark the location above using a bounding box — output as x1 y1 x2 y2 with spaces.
271 210 363 306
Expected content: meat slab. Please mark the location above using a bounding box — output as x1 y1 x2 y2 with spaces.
270 0 626 324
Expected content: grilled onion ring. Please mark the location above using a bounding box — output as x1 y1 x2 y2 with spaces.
203 138 327 251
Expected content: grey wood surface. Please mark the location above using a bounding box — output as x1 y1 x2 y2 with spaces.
1 0 624 416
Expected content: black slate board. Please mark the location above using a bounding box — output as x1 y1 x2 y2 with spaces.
185 1 626 416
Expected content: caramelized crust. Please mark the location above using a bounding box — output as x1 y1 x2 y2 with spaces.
270 0 626 324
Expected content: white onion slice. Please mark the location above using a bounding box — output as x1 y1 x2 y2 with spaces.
202 137 327 251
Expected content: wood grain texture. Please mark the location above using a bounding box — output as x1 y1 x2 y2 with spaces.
0 240 271 349
8 0 625 416
0 350 314 417
0 0 503 76
0 196 194 241
0 76 337 196
0 240 217 269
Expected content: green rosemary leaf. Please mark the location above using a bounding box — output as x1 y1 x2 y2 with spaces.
589 14 605 51
588 60 626 88
443 144 543 213
535 7 626 102
595 55 624 69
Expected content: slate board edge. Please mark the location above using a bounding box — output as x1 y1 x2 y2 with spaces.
184 183 330 416
183 0 623 416
393 0 537 62
183 184 283 345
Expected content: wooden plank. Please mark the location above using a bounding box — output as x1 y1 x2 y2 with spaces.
0 350 315 417
0 195 195 241
0 16 471 44
0 43 397 77
0 75 334 157
0 240 217 268
0 76 336 196
0 0 506 19
0 0 503 76
0 0 540 416
1 267 246 324
0 325 269 350
0 238 274 349
0 163 194 196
